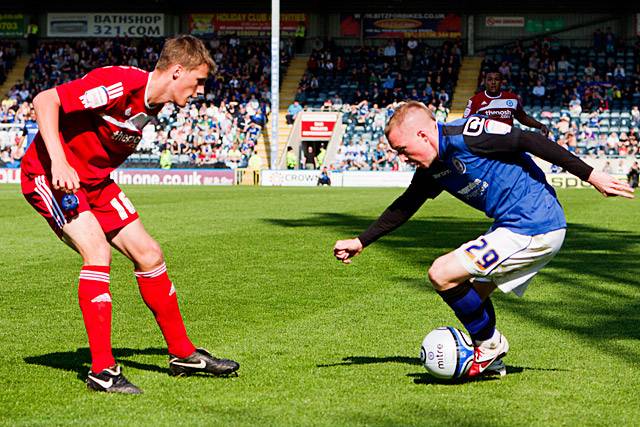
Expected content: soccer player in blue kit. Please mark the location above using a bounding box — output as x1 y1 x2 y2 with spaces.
333 101 634 378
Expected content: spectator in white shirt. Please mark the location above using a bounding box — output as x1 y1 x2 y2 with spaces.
557 55 574 72
532 80 546 98
383 41 396 57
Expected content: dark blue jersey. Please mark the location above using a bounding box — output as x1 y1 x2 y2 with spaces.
435 118 565 235
358 116 593 246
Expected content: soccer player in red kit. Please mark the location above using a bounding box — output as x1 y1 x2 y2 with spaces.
20 35 239 394
463 68 550 135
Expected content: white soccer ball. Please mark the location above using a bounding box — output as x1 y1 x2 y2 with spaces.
419 326 474 379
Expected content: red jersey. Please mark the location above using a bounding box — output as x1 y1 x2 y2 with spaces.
21 66 162 186
462 90 523 126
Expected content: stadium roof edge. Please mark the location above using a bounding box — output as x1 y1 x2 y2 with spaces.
1 0 636 13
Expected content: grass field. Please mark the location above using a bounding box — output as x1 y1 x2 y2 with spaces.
1 184 639 426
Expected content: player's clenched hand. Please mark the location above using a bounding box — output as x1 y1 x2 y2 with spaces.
51 160 80 193
333 238 364 264
587 170 635 199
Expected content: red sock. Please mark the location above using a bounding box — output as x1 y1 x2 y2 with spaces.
135 263 196 358
78 266 115 373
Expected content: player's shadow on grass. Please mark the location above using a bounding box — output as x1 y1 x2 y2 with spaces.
408 364 569 385
317 355 422 367
268 212 640 363
408 372 501 385
265 213 490 253
24 347 168 382
317 356 565 384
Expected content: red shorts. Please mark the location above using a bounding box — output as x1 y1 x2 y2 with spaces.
21 173 139 238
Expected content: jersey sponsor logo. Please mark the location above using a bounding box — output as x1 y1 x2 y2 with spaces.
457 178 489 198
112 130 142 148
483 110 513 119
432 169 452 179
484 120 512 135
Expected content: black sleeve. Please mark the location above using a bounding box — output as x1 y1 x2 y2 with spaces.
358 169 442 247
463 121 594 181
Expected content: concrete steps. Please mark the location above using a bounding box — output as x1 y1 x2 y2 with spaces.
0 54 30 97
448 56 484 121
257 54 308 167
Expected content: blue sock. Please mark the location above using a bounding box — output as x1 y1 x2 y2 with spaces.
437 283 495 342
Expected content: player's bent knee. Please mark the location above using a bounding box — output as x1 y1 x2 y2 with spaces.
428 257 456 291
82 241 112 266
428 262 446 290
134 240 164 271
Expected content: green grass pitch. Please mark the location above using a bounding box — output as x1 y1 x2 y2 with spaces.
1 184 639 426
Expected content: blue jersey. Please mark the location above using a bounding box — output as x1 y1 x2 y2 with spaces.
433 118 566 235
358 116 594 247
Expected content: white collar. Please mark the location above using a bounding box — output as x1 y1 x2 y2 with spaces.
484 90 502 99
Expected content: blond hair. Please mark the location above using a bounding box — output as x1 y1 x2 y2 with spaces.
384 101 434 141
156 35 216 74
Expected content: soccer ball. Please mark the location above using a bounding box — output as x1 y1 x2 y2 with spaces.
419 326 474 379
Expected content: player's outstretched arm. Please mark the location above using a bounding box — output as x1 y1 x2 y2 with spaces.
333 238 364 264
506 130 633 199
587 170 635 199
33 88 80 193
333 170 441 265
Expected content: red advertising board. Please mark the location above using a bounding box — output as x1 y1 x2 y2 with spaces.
188 13 307 37
110 169 235 185
300 113 339 140
0 167 20 183
0 168 234 185
362 13 461 38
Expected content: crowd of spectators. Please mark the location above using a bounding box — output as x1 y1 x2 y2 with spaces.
3 32 640 172
8 38 163 102
480 30 640 112
295 39 462 109
0 41 19 86
284 38 460 171
135 100 265 169
475 30 640 161
0 36 293 169
545 108 640 157
330 100 448 172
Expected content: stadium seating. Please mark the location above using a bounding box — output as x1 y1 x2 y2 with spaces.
475 33 640 157
295 40 462 109
291 39 459 171
0 41 19 86
331 101 449 171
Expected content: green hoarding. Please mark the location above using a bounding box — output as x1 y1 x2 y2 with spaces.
0 14 25 37
525 18 564 33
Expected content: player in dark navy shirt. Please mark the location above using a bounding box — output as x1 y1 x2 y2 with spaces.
334 101 633 378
